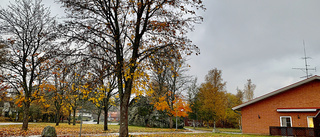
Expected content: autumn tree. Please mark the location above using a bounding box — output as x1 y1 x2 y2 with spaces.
198 68 227 130
187 77 200 128
86 53 117 130
149 50 192 128
58 0 204 136
222 93 242 128
165 57 191 128
36 83 56 122
243 79 256 102
66 59 89 126
0 0 61 130
49 59 73 126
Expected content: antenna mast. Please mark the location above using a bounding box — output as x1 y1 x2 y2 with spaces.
292 40 316 78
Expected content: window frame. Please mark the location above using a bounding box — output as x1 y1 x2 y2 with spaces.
307 116 315 128
280 116 292 127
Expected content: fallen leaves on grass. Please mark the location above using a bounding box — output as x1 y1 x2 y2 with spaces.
0 123 118 136
0 123 188 136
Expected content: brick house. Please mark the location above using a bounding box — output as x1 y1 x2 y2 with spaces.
232 75 320 135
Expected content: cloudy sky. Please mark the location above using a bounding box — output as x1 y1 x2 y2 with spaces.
2 0 320 98
188 0 320 97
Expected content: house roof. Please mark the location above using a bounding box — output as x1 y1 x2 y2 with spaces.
232 75 320 111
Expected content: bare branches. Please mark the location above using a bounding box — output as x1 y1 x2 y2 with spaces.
59 0 204 136
0 0 62 130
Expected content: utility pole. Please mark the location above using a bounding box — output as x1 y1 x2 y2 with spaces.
293 40 316 78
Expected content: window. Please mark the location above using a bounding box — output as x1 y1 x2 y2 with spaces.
280 116 292 127
308 116 314 128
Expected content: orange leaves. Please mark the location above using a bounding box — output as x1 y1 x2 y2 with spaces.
153 96 169 111
150 21 169 32
39 83 56 92
152 93 191 118
173 98 191 117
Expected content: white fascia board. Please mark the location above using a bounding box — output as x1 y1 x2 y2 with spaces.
277 109 317 112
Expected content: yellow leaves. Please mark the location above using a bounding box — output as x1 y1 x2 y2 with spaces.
15 96 24 108
153 96 169 111
129 65 151 97
39 96 45 103
43 104 50 109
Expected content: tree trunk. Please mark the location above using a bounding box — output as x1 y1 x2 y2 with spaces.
119 93 130 137
73 108 76 125
68 109 71 125
193 120 195 129
103 105 108 131
169 116 173 129
55 112 60 126
22 101 30 130
97 109 101 124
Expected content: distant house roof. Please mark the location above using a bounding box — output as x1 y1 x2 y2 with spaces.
232 75 320 111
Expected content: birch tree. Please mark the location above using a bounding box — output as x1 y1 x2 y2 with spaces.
243 79 255 102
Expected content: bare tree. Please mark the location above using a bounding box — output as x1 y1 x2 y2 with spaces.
243 79 256 102
0 0 60 130
58 0 204 136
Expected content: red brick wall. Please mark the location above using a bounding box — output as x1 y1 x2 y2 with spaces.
241 80 320 134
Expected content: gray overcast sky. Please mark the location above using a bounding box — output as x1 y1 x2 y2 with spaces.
2 0 320 98
188 0 320 97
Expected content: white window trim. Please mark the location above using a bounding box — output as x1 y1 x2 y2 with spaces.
307 116 315 128
280 116 292 127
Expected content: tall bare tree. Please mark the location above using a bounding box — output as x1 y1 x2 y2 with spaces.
0 0 60 130
59 0 204 136
243 79 256 102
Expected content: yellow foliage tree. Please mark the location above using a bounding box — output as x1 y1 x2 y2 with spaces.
198 68 227 129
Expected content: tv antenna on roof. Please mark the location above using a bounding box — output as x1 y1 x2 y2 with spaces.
292 40 316 78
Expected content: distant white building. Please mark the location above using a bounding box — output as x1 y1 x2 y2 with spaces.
0 97 15 117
